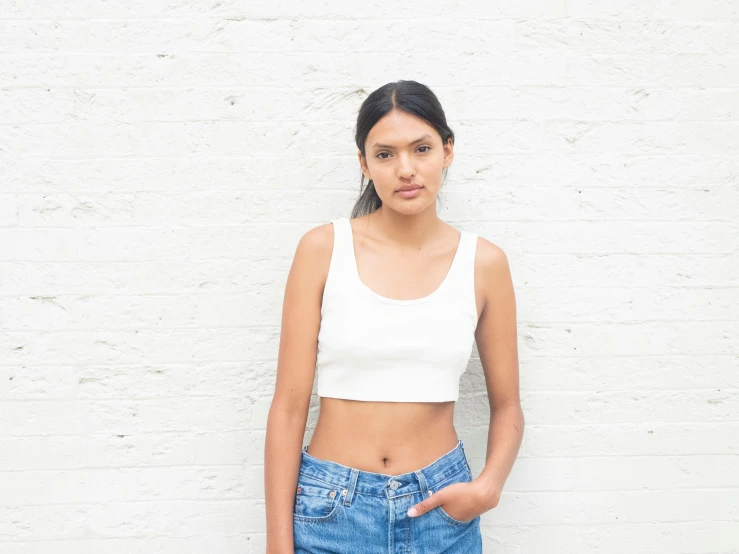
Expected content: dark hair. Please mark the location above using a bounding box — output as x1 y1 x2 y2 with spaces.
351 80 455 219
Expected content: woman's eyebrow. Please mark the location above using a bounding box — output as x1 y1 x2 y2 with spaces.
371 133 432 149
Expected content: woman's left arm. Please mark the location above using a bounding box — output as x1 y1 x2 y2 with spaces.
472 238 525 510
406 238 524 521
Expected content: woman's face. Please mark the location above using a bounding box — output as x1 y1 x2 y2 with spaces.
358 109 453 215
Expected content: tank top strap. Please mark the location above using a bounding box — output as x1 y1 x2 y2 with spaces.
327 217 356 285
443 228 479 318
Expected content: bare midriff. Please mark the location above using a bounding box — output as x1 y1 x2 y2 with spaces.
305 397 460 475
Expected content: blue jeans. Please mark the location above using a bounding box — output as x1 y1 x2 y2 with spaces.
293 439 483 553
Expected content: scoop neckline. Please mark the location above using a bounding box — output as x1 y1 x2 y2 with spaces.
343 217 464 305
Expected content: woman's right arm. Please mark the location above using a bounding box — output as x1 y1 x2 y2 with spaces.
264 224 332 554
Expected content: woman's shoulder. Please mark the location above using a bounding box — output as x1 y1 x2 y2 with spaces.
298 221 334 260
454 224 510 280
445 222 505 257
290 221 336 287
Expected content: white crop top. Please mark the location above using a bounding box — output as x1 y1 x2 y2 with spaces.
315 216 479 402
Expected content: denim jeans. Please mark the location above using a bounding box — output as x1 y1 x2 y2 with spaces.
293 438 483 553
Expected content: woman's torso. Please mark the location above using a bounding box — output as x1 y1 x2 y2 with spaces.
306 214 484 474
307 398 459 474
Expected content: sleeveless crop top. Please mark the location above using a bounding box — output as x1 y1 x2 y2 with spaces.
314 217 479 402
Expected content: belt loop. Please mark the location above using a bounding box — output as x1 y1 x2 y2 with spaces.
415 470 431 498
459 438 468 462
459 439 472 474
343 468 359 506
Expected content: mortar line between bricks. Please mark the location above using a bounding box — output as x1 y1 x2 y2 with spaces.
1 429 736 439
2 388 738 400
4 118 739 124
2 221 738 229
1 287 739 297
0 254 735 262
0 49 725 54
2 319 739 329
521 422 739 426
2 353 739 363
1 438 738 445
3 84 739 89
0 521 737 542
1 16 739 21
1 496 739 509
1 48 739 56
0 464 247 471
0 83 739 91
1 254 736 261
1 221 738 228
3 185 739 193
3 423 739 430
3 152 735 159
2 49 739 55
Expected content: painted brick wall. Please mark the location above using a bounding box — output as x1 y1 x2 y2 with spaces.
1 1 737 552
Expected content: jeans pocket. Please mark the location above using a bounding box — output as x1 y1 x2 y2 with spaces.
293 473 343 523
434 465 477 526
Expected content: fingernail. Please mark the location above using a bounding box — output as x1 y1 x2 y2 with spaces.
407 507 417 517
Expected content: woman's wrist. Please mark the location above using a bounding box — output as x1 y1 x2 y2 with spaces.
472 473 502 510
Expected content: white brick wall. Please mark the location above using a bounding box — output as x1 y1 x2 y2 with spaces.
1 1 737 552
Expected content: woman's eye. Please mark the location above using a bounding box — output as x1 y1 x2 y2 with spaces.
376 146 430 159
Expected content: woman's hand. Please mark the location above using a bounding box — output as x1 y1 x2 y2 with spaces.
406 478 499 522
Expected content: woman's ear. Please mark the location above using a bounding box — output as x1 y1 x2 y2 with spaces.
358 149 371 180
443 137 454 168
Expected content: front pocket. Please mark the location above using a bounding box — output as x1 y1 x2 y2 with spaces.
434 465 476 526
293 473 343 523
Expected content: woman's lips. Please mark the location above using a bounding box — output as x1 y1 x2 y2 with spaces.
397 186 423 198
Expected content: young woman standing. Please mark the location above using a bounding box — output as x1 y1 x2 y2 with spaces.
265 80 524 553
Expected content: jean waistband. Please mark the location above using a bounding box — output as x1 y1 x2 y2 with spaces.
298 439 470 501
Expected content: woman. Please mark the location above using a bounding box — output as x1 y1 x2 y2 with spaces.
265 80 524 553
